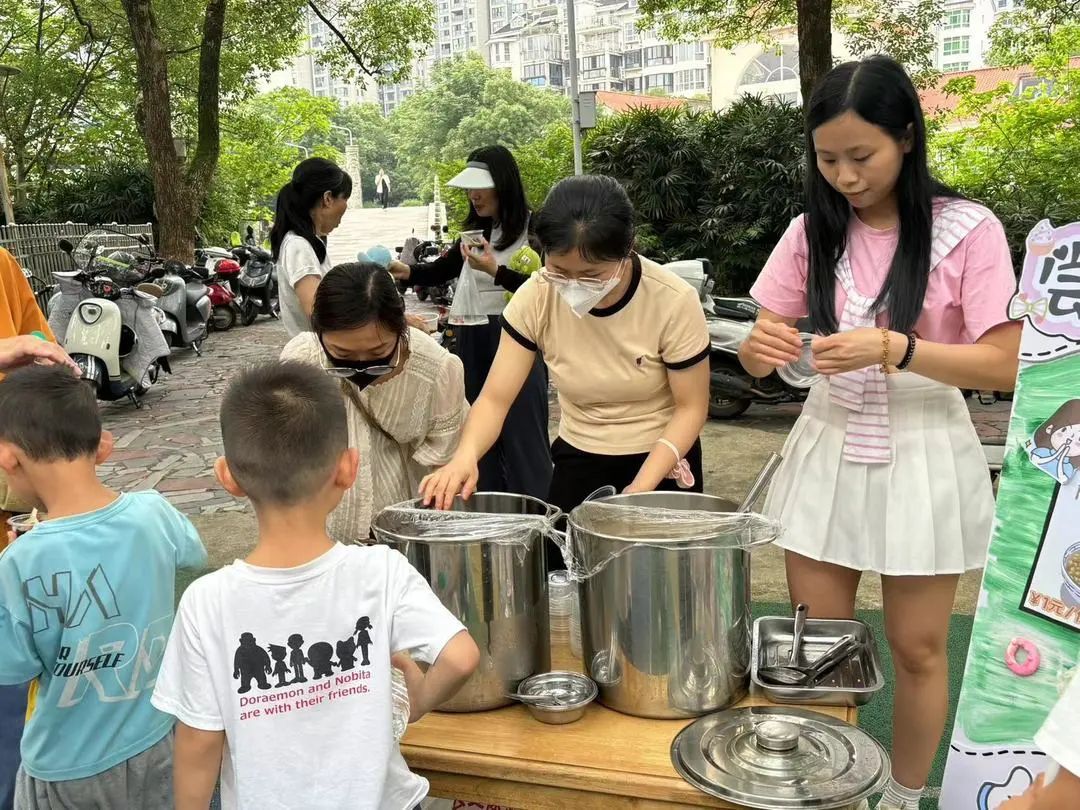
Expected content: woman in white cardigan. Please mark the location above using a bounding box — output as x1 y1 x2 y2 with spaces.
281 261 468 541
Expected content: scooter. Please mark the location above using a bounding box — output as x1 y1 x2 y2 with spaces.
231 245 278 325
143 260 212 353
206 272 240 331
707 295 812 419
48 235 171 406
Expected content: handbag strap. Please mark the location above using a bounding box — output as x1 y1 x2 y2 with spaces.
339 379 411 471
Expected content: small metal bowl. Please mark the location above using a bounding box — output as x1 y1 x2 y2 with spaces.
515 671 597 725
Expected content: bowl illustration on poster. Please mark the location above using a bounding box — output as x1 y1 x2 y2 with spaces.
1061 543 1080 603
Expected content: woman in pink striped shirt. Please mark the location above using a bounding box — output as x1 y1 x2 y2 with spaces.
739 56 1020 810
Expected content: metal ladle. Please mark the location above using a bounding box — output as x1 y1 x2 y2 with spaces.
758 633 859 687
738 453 783 513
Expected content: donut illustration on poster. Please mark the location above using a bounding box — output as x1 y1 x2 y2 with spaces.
941 220 1080 809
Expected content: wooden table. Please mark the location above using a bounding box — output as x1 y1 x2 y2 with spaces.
402 642 858 809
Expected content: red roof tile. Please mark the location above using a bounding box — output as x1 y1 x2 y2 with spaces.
920 58 1080 117
594 90 706 114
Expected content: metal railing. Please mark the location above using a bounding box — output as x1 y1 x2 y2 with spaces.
0 222 154 314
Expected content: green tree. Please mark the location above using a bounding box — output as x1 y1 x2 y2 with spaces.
388 54 570 196
204 88 342 240
327 103 402 202
931 31 1080 264
1 0 433 257
0 1 121 207
638 0 944 101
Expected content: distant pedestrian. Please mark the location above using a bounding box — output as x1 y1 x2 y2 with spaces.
375 169 391 210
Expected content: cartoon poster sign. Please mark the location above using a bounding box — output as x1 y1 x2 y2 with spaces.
941 220 1080 810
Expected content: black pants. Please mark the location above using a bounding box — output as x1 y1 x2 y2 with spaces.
379 188 389 209
455 316 552 500
545 436 704 570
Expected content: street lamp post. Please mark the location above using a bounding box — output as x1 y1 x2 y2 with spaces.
0 65 22 225
285 142 311 159
565 0 583 175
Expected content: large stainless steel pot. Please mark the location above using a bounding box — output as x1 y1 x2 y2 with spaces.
569 492 774 719
372 492 556 712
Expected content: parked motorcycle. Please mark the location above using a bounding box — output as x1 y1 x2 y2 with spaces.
230 245 279 325
706 295 813 419
206 271 240 331
141 258 212 353
48 233 171 406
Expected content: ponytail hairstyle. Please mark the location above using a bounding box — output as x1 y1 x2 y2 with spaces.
804 55 963 335
270 158 353 263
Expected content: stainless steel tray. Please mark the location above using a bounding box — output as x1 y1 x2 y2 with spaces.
751 616 884 707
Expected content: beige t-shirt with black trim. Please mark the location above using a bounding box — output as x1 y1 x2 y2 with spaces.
502 254 709 455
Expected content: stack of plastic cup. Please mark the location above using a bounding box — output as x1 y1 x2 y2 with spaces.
548 571 573 648
570 588 582 659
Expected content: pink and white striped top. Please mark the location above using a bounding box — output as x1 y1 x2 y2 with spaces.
751 200 1017 465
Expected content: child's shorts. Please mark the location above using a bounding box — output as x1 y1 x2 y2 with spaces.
14 731 172 809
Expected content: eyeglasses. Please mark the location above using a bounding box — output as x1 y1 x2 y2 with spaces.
539 257 628 291
323 339 401 379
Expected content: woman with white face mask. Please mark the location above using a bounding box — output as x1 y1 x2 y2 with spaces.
419 175 711 567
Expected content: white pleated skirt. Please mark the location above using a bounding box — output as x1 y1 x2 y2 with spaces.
764 373 994 576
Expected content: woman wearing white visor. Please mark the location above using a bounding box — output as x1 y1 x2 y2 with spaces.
390 145 551 501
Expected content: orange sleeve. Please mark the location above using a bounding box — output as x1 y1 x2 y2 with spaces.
0 248 54 341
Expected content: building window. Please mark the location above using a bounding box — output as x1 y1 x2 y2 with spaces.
941 61 970 72
942 36 970 56
945 8 971 28
624 49 642 69
1017 75 1055 96
740 45 798 85
675 42 706 62
644 45 673 66
624 22 638 42
644 72 673 92
626 77 640 92
675 68 707 91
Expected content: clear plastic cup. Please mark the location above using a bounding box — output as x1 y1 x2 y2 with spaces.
7 512 42 538
777 333 820 389
460 230 485 256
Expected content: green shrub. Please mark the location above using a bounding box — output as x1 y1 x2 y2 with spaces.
584 96 805 294
17 163 155 226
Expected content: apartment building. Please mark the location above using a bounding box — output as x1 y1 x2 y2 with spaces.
935 0 1020 72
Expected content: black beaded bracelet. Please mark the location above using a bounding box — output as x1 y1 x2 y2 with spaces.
896 332 917 370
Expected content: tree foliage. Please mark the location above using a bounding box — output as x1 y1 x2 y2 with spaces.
931 32 1080 264
388 54 570 198
638 0 945 100
585 97 805 293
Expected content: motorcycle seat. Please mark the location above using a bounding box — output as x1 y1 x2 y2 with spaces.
185 284 207 305
712 297 759 321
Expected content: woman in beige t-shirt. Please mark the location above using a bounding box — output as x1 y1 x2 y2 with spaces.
420 175 710 563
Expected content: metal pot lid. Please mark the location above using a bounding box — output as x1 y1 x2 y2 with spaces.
671 707 889 809
518 671 597 707
777 334 820 389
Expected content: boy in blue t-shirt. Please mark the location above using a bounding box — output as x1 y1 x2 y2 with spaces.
0 365 207 808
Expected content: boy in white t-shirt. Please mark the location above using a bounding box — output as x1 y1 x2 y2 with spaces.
152 361 479 810
1000 668 1080 810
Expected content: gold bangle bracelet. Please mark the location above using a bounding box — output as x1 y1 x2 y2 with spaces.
880 328 890 375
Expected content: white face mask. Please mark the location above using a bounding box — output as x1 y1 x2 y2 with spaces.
553 263 624 318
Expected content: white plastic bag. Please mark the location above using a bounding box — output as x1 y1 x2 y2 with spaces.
448 263 488 326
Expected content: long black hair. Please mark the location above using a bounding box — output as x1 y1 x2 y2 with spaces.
533 175 635 262
462 145 530 252
270 158 352 263
311 262 407 339
805 55 962 335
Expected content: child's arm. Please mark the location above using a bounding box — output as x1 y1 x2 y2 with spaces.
1004 769 1080 810
392 630 479 721
173 723 224 810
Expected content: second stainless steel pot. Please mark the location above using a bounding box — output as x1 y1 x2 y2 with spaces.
372 492 556 712
569 492 776 719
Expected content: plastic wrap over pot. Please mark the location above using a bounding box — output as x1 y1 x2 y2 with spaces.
559 501 782 581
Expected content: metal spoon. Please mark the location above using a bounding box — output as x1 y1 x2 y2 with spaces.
789 603 807 666
758 634 859 687
507 691 569 707
738 453 783 513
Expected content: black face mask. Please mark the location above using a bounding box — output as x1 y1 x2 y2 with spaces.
320 337 400 390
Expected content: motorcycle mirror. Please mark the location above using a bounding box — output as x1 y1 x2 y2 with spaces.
57 238 74 254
